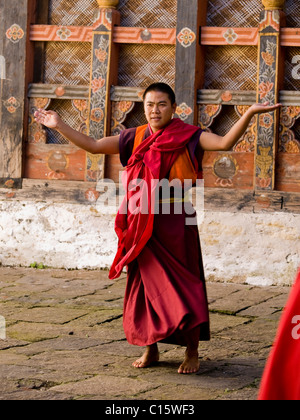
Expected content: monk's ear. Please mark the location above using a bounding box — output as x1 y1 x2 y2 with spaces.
172 102 177 115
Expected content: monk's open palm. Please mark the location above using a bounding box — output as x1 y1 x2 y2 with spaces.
250 102 282 115
34 109 61 129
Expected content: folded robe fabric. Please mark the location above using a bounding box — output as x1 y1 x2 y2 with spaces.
109 118 201 280
259 268 300 400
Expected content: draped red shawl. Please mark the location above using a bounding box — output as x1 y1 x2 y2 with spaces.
259 269 300 400
109 118 201 280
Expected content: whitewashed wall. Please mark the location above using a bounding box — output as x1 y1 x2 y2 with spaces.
0 199 299 286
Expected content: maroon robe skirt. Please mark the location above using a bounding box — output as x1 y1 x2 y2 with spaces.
123 200 210 347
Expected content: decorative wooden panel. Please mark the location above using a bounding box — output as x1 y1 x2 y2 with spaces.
206 0 262 28
255 9 283 191
0 0 29 188
13 0 299 197
203 152 255 190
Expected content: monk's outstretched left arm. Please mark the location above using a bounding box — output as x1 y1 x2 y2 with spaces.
199 102 282 152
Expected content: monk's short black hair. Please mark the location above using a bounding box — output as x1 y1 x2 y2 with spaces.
143 83 176 105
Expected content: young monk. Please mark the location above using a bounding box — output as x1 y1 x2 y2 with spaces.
35 83 281 374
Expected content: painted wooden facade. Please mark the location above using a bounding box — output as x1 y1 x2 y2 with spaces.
0 0 299 213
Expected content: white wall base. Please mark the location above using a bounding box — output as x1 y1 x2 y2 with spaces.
0 200 299 286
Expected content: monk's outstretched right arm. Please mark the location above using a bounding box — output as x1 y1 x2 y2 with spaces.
34 109 120 155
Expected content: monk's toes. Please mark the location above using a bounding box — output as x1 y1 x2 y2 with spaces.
132 359 145 368
178 363 200 374
178 364 185 374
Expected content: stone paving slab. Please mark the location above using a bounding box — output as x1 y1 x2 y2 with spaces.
0 267 291 401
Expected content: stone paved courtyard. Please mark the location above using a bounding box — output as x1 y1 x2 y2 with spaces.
0 267 291 400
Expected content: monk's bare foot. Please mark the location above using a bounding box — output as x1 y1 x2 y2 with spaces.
178 349 200 374
132 344 159 369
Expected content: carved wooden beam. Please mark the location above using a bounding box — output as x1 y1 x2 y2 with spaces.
201 27 259 46
30 25 176 45
175 0 207 125
0 0 30 188
255 6 285 191
86 6 120 182
28 84 89 100
27 84 300 108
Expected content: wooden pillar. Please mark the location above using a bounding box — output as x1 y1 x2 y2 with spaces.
86 0 120 182
0 0 31 188
255 0 286 191
174 0 207 125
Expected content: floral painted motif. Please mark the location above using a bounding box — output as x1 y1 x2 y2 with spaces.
261 51 275 67
91 76 106 94
72 100 88 135
90 108 104 123
256 34 278 188
223 28 238 44
259 113 274 129
279 106 300 153
28 98 51 143
72 100 88 121
95 48 107 63
234 106 256 152
111 101 135 135
3 97 21 114
258 40 276 104
56 26 71 41
89 34 110 143
6 24 24 43
176 103 193 121
177 28 196 48
256 36 278 183
198 105 222 130
87 9 118 182
258 81 274 102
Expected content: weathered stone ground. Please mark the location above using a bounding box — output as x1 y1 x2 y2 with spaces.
0 267 290 400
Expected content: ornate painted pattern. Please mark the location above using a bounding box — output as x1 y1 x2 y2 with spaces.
213 154 239 188
223 28 238 44
259 10 280 32
279 106 300 153
3 97 21 114
234 106 256 152
56 26 72 41
72 99 88 135
177 28 196 48
89 34 110 141
201 27 258 46
176 103 193 121
198 105 222 131
111 101 135 135
28 98 51 143
86 10 114 182
6 24 24 43
255 10 281 190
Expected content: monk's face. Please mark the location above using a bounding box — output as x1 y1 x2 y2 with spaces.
144 91 177 133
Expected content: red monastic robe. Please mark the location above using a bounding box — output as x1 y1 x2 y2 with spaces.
109 119 210 346
259 269 300 400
